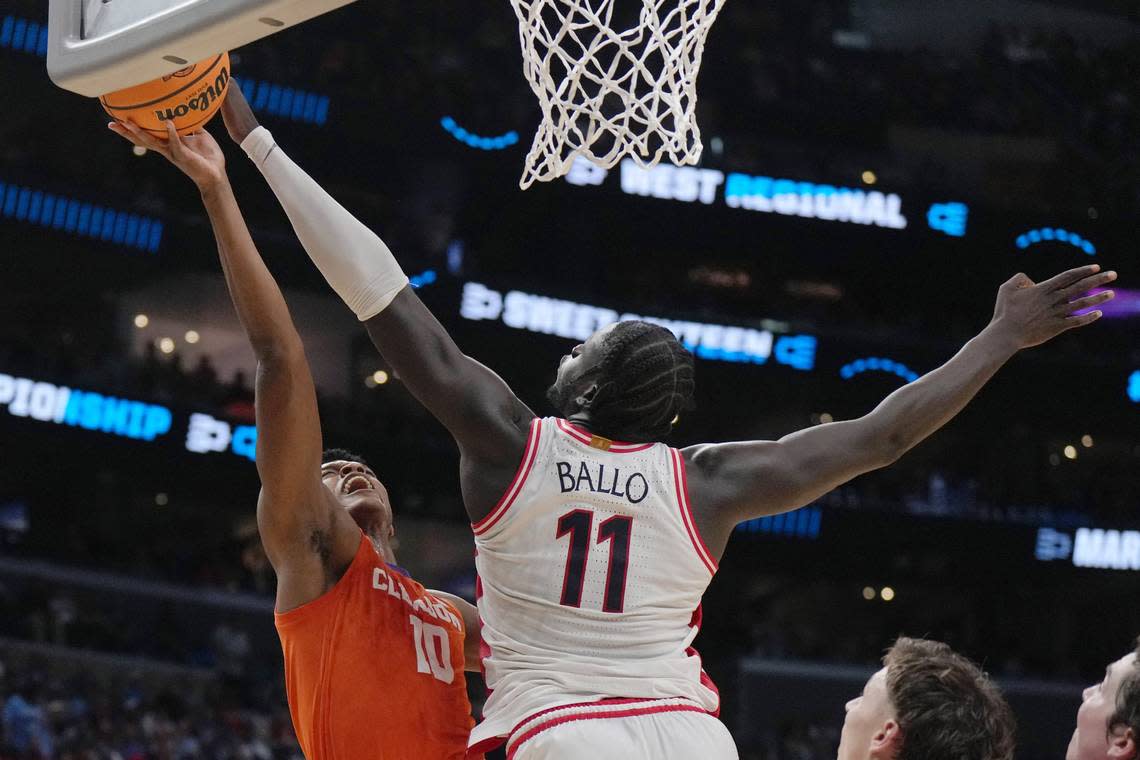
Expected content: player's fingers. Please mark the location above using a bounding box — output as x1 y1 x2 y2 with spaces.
1055 270 1118 303
1002 272 1033 290
1039 264 1100 292
1061 310 1103 330
110 121 171 159
107 122 148 149
121 120 171 154
1060 290 1115 315
165 121 187 159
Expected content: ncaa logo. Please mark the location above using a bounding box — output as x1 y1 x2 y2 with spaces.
927 203 969 237
1035 528 1072 561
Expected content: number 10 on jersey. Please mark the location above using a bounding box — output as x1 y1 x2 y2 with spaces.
556 510 633 613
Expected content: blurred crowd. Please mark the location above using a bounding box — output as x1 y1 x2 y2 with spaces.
0 654 301 760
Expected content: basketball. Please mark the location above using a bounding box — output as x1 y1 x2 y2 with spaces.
100 53 231 137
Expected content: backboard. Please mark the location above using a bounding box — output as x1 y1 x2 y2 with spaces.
48 0 358 97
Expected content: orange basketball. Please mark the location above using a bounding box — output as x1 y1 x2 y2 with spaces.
100 53 231 137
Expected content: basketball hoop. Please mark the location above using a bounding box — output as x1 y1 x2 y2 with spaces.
510 0 726 189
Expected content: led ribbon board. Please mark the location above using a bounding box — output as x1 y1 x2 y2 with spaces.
839 357 919 383
1036 527 1140 571
0 180 163 253
1129 371 1140 403
1016 227 1096 255
737 506 822 539
0 373 172 441
239 78 330 125
440 117 519 151
460 281 818 371
0 370 256 461
1 15 48 57
565 158 970 236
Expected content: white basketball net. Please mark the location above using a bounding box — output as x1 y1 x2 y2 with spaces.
511 0 726 189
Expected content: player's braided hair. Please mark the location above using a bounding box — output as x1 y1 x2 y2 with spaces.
584 321 695 442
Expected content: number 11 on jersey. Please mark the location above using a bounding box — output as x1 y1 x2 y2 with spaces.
556 510 633 613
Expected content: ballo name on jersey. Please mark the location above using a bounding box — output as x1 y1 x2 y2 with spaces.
460 282 818 371
1035 527 1140 571
0 373 172 441
557 461 650 504
565 158 908 230
371 567 461 629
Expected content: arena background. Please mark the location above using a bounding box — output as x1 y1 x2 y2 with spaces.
1 0 1137 757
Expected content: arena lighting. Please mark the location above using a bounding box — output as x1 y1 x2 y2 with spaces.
0 372 172 442
132 146 147 157
861 170 877 185
238 78 330 126
736 506 822 539
184 330 200 344
1128 371 1140 403
158 337 176 355
880 587 896 602
133 314 149 328
1063 445 1078 460
0 15 48 57
1098 288 1140 320
1035 527 1140 571
439 117 520 151
0 180 163 253
154 493 169 507
1081 434 1094 448
372 370 389 385
839 357 919 383
459 281 819 371
1015 227 1096 256
862 587 875 601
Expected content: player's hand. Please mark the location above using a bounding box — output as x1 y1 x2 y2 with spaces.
989 265 1116 349
220 83 261 145
108 119 227 191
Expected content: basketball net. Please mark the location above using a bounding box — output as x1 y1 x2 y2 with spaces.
511 0 726 189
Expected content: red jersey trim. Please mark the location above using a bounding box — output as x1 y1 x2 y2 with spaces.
472 418 541 536
669 448 718 575
504 699 713 759
555 419 655 453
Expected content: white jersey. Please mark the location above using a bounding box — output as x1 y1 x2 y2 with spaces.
469 417 721 750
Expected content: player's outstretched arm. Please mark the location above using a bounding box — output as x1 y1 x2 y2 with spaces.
219 88 534 523
109 120 360 609
687 265 1116 534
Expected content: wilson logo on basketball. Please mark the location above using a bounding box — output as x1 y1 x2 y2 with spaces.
162 65 197 81
154 65 231 123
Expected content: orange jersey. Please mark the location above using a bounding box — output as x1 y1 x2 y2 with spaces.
275 534 475 759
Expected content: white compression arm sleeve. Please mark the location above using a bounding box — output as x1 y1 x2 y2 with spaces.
240 126 408 321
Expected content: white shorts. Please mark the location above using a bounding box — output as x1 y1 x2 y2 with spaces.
505 698 739 760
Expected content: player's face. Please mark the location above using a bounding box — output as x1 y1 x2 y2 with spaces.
546 323 617 414
320 460 394 534
838 668 898 760
1067 652 1138 760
